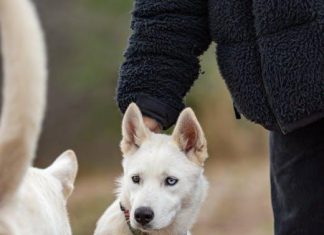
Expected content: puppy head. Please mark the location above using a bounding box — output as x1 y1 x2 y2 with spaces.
46 150 78 199
120 104 208 232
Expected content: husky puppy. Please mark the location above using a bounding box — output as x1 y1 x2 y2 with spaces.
0 0 78 234
95 103 208 235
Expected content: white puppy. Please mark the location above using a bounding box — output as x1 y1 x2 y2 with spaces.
95 103 209 235
0 0 78 234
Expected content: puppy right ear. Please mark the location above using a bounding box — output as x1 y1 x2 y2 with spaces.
120 103 149 155
172 108 208 166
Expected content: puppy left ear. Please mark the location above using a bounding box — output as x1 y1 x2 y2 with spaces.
172 108 208 166
46 150 78 199
120 103 150 155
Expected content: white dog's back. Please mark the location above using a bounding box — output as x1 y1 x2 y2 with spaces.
0 162 76 235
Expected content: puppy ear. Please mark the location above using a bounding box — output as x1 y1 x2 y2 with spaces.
172 108 208 166
46 150 78 199
120 103 149 155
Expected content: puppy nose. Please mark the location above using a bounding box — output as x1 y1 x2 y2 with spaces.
134 207 154 225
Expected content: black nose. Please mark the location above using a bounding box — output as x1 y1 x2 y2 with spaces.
134 207 154 225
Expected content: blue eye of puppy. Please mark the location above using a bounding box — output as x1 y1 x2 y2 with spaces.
165 177 178 186
132 175 140 184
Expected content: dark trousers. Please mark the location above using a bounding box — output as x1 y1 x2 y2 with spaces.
270 119 324 235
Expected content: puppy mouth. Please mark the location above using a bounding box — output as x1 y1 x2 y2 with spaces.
133 223 153 232
133 218 173 232
133 220 166 232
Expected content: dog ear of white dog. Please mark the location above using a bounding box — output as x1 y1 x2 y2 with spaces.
46 150 78 199
172 108 208 166
120 103 150 155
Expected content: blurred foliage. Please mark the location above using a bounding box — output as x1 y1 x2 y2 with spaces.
34 0 136 172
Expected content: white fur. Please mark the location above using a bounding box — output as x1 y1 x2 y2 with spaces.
95 104 209 235
0 0 78 234
0 151 78 235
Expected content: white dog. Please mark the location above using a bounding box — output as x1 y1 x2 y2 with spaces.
95 103 209 235
0 0 78 234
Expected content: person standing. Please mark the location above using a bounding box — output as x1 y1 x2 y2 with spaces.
116 1 324 234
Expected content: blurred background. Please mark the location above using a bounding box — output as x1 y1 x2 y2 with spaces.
29 0 272 234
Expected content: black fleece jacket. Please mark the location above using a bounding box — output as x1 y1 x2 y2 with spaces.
116 0 324 134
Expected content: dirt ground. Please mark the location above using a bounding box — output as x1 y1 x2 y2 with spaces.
68 156 273 235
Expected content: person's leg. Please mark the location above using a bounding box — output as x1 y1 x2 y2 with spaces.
270 119 324 235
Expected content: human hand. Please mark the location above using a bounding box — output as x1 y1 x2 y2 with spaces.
143 116 162 133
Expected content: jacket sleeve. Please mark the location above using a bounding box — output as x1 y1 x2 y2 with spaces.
116 0 211 129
